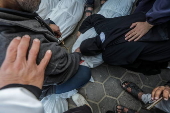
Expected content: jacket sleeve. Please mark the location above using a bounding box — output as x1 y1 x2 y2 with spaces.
0 87 44 113
146 0 170 25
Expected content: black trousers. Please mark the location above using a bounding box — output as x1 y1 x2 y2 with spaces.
64 105 92 113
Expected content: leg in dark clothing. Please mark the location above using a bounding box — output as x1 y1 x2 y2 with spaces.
64 105 92 113
40 66 91 98
56 65 91 94
134 0 156 13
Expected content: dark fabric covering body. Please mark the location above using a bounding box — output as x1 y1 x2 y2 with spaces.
64 105 92 113
79 13 170 75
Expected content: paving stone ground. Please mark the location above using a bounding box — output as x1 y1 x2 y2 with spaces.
63 0 169 113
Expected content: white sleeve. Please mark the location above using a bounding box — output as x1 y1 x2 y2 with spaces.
0 88 44 113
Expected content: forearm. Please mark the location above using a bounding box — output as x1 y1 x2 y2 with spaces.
146 0 170 25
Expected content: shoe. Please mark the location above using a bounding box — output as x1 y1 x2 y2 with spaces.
72 93 93 112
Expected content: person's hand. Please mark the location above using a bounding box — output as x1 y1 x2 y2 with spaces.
0 35 52 89
125 21 153 42
152 86 170 101
75 47 81 53
49 24 62 38
77 31 81 39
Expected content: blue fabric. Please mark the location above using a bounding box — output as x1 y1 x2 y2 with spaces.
134 0 155 13
86 0 94 5
56 65 91 94
146 0 170 25
134 0 170 25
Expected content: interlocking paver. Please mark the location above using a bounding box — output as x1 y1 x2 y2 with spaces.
91 65 110 83
139 74 161 88
108 65 126 78
160 69 170 81
104 77 123 98
121 72 142 87
86 82 105 102
99 96 117 113
118 92 142 111
88 101 100 113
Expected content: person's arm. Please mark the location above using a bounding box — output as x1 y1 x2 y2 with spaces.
146 0 170 25
0 35 52 113
125 0 170 42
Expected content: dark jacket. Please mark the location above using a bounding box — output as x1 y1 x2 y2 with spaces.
0 8 81 85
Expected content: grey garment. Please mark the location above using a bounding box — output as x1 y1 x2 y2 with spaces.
0 8 81 85
142 94 170 113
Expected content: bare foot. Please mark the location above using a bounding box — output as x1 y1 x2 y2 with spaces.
116 105 138 113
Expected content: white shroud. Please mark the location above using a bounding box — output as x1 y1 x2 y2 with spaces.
37 0 86 40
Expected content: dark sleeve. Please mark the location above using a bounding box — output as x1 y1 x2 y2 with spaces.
44 18 55 25
80 35 102 56
146 0 170 25
0 84 41 99
79 14 105 33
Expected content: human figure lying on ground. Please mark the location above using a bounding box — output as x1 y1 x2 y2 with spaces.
0 0 91 97
37 0 86 40
106 81 170 113
75 0 170 75
0 36 92 113
72 0 135 68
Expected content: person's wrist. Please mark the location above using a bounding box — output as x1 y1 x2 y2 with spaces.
146 21 154 28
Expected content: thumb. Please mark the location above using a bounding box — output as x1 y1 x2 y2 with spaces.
130 22 137 28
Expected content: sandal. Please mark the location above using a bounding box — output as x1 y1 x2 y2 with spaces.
116 105 138 113
101 0 107 6
85 4 93 17
121 81 143 100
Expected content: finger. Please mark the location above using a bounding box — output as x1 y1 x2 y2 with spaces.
134 35 143 41
125 29 135 37
130 23 137 28
152 87 160 100
16 35 31 61
128 33 140 42
125 31 137 40
5 37 21 63
154 86 165 100
38 50 52 70
28 39 40 64
58 31 62 36
163 88 170 100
